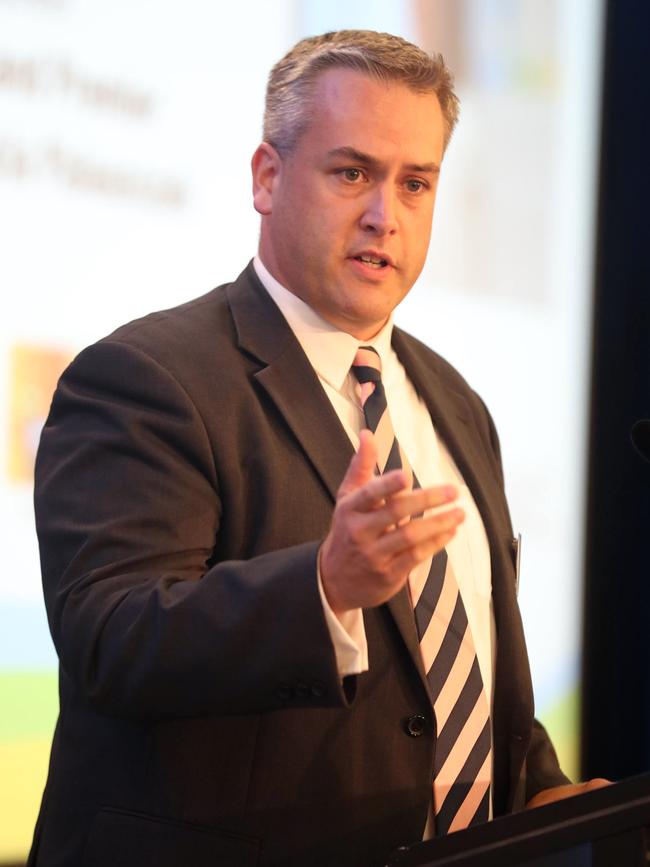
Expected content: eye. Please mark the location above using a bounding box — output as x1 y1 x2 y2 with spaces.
339 168 365 183
405 178 427 193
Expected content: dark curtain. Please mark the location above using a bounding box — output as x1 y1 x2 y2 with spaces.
582 0 650 780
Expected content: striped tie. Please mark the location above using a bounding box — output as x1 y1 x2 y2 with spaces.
351 346 492 834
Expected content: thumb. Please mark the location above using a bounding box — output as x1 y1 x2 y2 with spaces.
338 429 377 498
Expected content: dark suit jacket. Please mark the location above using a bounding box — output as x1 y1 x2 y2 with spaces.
29 263 568 867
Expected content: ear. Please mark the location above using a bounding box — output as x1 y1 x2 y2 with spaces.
251 142 282 215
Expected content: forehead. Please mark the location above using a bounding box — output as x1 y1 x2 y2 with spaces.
299 68 444 162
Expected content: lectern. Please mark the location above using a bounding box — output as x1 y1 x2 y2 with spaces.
386 773 650 867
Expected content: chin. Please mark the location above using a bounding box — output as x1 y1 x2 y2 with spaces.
345 313 391 339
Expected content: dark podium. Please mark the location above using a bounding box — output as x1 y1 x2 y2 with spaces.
386 773 650 867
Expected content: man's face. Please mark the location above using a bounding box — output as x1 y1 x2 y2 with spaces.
253 68 445 340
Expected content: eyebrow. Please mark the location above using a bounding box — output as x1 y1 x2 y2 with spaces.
325 145 440 175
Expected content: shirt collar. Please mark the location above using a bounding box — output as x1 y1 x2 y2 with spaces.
253 255 394 391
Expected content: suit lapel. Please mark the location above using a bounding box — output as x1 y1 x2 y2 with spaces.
227 269 510 712
392 329 505 560
227 263 354 503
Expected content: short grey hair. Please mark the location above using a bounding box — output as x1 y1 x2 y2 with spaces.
264 29 460 155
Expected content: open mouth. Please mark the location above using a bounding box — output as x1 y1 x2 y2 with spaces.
353 255 389 269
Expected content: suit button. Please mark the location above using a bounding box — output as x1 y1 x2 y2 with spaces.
295 681 310 699
310 681 326 698
275 683 293 702
404 714 427 737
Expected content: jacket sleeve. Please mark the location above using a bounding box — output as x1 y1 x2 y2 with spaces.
35 339 348 721
525 720 572 799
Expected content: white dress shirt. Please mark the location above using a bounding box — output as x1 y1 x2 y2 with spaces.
253 256 496 710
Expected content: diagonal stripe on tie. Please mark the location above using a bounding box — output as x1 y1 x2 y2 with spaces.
448 778 490 834
436 657 483 745
350 345 491 836
417 574 458 672
426 593 469 701
435 719 492 833
414 551 447 636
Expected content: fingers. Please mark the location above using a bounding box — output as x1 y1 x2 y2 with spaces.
376 509 465 560
345 468 410 510
360 484 459 529
338 433 459 523
337 429 379 498
321 499 464 616
526 779 612 809
387 523 461 576
323 431 468 614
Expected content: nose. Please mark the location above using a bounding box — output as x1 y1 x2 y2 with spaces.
360 183 398 236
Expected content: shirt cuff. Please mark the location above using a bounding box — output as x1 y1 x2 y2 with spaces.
316 556 369 678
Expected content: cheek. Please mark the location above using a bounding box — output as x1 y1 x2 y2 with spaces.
296 214 325 259
407 216 433 256
300 207 343 257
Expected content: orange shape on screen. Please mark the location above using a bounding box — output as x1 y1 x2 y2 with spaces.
7 344 72 484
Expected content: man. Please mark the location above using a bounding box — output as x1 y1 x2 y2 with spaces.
29 30 604 867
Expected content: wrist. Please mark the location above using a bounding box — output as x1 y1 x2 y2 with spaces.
318 541 345 619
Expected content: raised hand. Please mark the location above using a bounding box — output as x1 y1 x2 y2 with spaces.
320 429 465 616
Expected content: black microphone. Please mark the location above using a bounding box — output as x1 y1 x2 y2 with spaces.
631 419 650 463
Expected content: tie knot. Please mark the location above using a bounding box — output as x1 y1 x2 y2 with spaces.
351 345 382 386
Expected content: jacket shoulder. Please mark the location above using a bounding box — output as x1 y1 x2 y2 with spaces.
102 282 232 357
73 264 267 384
